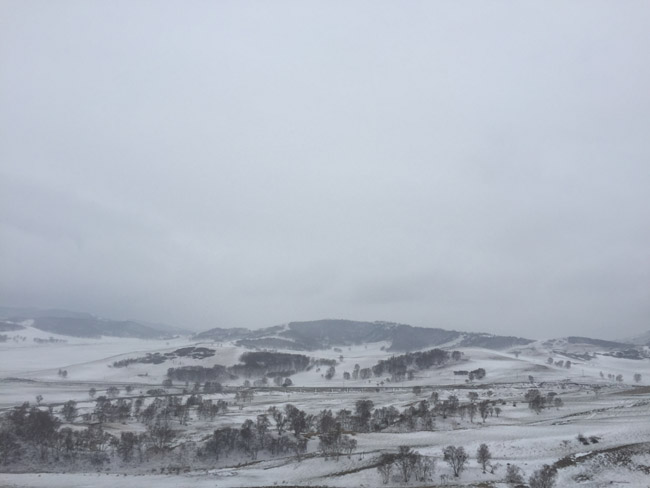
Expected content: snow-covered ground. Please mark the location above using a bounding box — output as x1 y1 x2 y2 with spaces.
1 332 650 487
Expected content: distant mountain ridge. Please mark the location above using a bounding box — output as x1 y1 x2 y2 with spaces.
566 336 632 349
0 306 190 339
5 306 640 353
625 330 650 346
195 319 533 352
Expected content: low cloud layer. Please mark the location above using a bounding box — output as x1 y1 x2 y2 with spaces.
1 2 649 339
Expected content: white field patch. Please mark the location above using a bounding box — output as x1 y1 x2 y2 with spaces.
0 325 192 375
1 338 649 487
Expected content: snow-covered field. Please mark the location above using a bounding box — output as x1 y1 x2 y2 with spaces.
1 327 650 487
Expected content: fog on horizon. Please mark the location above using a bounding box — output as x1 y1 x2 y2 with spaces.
1 1 649 340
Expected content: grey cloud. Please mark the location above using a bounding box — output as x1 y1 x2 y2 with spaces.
1 1 649 339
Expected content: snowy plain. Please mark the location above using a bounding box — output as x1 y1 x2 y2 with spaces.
1 325 650 487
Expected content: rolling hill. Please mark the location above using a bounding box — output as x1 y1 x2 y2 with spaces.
196 319 534 352
0 306 190 339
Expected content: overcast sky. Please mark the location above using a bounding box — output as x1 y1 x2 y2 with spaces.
1 1 649 339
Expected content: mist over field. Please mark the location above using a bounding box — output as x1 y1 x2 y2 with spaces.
1 1 650 487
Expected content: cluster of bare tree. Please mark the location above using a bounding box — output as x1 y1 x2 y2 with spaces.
75 392 228 427
0 402 175 468
375 444 557 487
375 443 495 484
376 446 436 483
33 336 66 344
163 352 346 386
600 372 642 383
506 463 557 488
425 391 504 424
200 415 308 462
197 403 360 462
0 391 278 471
525 389 563 414
1 381 571 480
365 349 459 383
230 352 311 378
547 357 572 369
316 413 357 460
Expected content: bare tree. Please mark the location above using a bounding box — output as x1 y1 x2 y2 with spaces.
396 446 419 483
376 453 395 484
256 414 270 447
61 400 77 422
355 399 374 432
443 445 468 477
467 402 477 423
0 430 21 465
269 407 287 436
239 419 260 459
147 421 175 452
476 443 491 473
325 366 336 380
430 391 439 404
414 455 435 482
285 405 308 436
340 436 357 457
117 431 138 462
479 400 490 423
526 389 545 414
505 464 525 485
528 464 557 488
